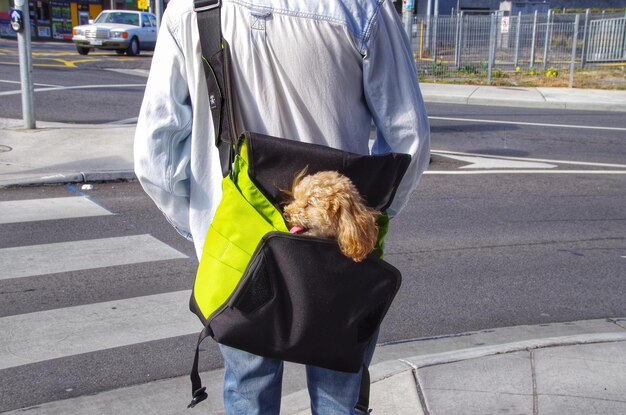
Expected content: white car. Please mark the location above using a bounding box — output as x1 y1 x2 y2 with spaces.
72 10 157 56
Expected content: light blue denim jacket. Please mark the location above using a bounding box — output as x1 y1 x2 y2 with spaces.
134 0 430 259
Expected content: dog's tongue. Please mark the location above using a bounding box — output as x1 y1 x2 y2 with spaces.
289 226 306 234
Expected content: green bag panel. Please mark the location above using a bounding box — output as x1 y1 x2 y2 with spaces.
192 140 288 322
234 141 289 233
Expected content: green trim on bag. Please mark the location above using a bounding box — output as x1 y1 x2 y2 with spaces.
373 212 389 259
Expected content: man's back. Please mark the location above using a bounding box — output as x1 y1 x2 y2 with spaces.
221 0 383 154
135 1 430 412
136 0 429 256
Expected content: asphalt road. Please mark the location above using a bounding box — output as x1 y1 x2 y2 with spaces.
0 38 150 123
1 38 626 413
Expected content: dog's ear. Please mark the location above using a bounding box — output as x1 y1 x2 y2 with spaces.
336 191 379 262
279 166 309 202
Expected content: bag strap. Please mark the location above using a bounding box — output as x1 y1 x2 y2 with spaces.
192 2 372 412
355 365 372 414
195 0 235 177
187 325 212 408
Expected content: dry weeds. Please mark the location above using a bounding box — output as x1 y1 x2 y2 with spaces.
421 67 626 90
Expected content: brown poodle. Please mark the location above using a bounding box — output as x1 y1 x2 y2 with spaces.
283 170 379 262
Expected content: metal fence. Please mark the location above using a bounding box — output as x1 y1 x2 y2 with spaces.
412 11 626 86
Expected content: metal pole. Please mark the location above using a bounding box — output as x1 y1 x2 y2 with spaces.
580 8 590 68
488 13 497 85
514 11 521 67
432 1 439 61
402 0 415 45
425 0 432 53
155 0 163 32
530 10 538 68
569 14 580 88
622 12 626 60
15 0 36 129
454 11 462 67
542 9 552 69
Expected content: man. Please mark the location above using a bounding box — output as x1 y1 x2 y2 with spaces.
134 0 430 413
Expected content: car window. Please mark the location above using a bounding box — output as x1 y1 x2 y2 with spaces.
141 13 151 27
95 12 139 26
149 15 156 27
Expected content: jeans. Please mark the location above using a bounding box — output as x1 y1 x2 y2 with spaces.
219 332 378 415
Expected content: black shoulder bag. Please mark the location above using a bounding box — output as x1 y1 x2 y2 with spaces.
188 2 411 413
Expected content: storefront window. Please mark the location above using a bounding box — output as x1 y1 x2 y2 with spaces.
51 0 71 40
35 0 52 37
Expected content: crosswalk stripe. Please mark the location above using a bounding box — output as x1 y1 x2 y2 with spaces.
0 290 198 370
0 234 189 280
0 197 113 224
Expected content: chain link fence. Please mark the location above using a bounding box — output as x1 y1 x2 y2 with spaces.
412 11 626 87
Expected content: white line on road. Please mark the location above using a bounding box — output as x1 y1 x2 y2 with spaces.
432 150 626 169
437 153 557 169
0 84 146 97
0 79 62 88
105 68 150 78
0 290 197 370
429 116 626 132
0 234 188 280
0 196 113 224
425 169 626 175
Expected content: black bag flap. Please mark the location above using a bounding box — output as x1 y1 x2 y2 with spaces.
209 232 402 372
242 132 411 211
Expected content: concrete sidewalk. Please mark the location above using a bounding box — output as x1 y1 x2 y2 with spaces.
4 318 626 414
419 83 626 112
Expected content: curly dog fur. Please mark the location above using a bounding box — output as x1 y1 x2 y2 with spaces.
283 170 379 262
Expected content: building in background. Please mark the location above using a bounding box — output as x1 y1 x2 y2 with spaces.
2 0 624 41
0 0 159 40
415 0 625 15
499 0 550 15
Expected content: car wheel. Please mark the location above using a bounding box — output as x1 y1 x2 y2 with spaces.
76 46 90 55
126 37 140 56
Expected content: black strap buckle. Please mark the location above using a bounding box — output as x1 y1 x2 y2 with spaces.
187 386 208 408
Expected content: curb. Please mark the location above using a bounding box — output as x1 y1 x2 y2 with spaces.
0 170 137 188
281 330 626 414
4 319 625 414
421 94 626 112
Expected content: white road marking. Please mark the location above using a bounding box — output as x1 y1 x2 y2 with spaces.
0 290 198 370
0 235 188 281
425 169 626 175
0 197 113 224
430 150 626 175
429 116 626 132
0 79 62 88
105 68 150 78
433 149 626 169
0 84 146 97
437 153 557 169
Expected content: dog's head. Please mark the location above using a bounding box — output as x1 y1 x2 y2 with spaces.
283 170 379 262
